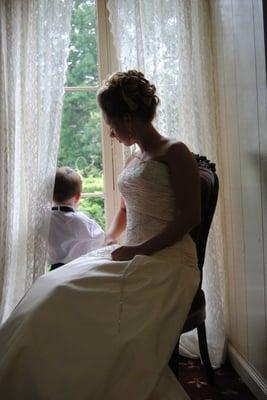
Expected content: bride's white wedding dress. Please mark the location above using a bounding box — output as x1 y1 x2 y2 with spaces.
0 160 199 399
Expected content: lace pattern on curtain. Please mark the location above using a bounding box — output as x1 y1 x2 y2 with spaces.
0 0 72 322
107 0 225 367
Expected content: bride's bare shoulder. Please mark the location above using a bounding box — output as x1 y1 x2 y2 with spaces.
163 140 194 164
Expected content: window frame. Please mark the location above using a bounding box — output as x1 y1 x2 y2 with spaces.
96 0 124 228
63 0 123 229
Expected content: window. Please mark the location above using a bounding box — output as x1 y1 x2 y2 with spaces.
58 0 123 229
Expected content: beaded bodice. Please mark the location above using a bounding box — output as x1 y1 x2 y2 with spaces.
117 160 176 245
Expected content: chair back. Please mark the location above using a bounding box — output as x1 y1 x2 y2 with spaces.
190 155 219 284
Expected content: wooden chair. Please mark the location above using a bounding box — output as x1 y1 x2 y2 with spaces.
169 154 219 385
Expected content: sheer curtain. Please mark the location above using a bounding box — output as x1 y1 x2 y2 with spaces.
0 0 72 322
107 0 225 367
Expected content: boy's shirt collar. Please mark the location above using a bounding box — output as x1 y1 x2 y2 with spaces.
52 205 75 213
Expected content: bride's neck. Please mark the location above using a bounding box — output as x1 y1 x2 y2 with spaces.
133 122 163 153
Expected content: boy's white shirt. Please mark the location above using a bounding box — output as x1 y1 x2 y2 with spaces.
48 209 105 264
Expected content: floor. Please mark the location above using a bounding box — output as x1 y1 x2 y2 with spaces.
178 356 257 400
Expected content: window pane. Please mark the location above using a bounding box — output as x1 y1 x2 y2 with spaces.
58 0 106 229
66 0 98 86
79 196 105 229
58 91 105 226
82 173 103 194
58 91 102 174
80 171 104 230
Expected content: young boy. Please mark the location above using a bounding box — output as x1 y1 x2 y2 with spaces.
48 166 105 270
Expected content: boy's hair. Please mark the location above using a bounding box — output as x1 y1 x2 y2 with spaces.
53 167 82 203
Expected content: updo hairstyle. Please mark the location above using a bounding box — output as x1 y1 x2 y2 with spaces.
97 70 159 123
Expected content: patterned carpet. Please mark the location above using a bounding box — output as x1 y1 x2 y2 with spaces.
178 356 256 400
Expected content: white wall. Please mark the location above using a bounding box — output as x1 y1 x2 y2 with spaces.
211 0 267 398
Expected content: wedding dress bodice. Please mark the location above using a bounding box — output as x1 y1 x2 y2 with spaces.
118 159 176 245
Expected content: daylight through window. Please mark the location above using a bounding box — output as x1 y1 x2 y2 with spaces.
58 0 105 228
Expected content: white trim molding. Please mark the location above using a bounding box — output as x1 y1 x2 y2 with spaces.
228 344 267 400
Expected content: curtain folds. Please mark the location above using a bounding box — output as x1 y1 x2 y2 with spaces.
0 0 72 322
107 0 226 367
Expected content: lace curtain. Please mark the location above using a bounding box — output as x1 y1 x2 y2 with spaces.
108 0 225 367
0 0 72 322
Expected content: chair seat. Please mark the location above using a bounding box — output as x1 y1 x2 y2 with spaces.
182 289 206 333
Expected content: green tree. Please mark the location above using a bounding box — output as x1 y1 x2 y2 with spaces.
58 92 102 174
57 0 105 227
58 0 102 173
66 0 98 87
79 175 105 229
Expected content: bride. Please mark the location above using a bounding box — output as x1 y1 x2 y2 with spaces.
0 70 201 399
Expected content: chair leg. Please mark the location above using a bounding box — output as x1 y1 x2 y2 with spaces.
197 322 214 384
168 337 180 378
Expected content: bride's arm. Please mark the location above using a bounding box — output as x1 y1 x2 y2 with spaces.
105 197 127 244
111 142 201 260
105 155 136 245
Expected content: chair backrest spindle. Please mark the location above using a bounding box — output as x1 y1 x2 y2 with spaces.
190 154 219 283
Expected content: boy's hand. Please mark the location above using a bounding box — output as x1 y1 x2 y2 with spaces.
111 245 142 261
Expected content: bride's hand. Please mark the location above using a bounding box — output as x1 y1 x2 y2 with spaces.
105 233 117 246
111 245 141 261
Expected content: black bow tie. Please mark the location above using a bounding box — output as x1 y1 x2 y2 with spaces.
52 206 75 212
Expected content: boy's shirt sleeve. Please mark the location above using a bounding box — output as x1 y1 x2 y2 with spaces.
73 213 105 254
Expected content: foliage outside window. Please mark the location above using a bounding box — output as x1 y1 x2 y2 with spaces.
58 0 105 228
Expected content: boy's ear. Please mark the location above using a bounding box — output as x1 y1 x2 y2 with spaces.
75 192 81 202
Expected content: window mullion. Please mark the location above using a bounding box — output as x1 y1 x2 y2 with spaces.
64 86 98 92
96 0 123 229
